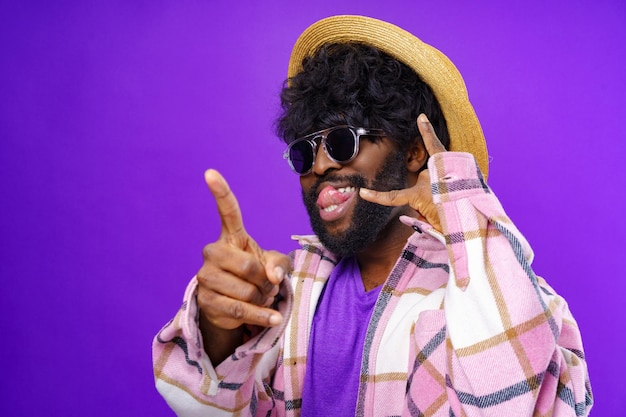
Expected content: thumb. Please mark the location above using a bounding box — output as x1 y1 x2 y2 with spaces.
263 250 291 286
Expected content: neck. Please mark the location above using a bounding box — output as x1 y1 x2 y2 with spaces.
355 207 415 292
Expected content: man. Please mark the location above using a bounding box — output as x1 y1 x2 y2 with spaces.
153 15 592 416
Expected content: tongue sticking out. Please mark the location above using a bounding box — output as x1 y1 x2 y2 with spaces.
317 185 355 209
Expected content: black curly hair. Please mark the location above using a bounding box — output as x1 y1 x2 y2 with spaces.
276 42 450 154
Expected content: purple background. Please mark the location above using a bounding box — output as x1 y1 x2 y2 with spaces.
1 1 624 416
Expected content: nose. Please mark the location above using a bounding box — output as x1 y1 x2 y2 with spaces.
311 143 342 176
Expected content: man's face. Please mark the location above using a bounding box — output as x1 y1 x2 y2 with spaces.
300 138 408 257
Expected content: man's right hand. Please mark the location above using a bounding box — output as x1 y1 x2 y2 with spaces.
196 169 290 363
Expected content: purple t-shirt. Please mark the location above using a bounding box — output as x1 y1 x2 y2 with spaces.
301 256 382 416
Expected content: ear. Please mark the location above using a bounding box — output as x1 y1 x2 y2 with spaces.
405 138 428 174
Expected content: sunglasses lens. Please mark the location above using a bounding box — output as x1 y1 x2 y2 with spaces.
325 128 357 162
288 141 315 174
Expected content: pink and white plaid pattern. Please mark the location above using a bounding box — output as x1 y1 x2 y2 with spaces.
153 152 592 416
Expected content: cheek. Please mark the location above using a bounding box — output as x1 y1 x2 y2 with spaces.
300 176 314 193
353 145 397 175
300 176 320 202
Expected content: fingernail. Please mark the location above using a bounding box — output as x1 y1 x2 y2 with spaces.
359 188 372 197
269 314 282 326
273 266 285 283
418 114 429 124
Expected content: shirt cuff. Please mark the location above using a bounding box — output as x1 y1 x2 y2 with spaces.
428 152 490 205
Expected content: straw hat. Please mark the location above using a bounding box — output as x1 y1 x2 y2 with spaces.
287 15 489 180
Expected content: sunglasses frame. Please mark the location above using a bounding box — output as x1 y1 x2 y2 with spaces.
282 125 386 175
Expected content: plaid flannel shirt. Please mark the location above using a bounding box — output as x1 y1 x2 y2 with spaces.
153 152 593 416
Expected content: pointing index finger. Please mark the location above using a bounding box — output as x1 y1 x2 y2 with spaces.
418 114 446 156
204 169 247 240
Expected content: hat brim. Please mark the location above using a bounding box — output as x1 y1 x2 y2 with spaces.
287 15 489 180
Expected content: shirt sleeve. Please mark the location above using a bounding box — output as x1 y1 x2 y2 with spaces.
429 152 593 416
152 276 293 416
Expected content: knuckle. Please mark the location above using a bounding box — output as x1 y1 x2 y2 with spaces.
238 257 261 278
227 301 245 320
196 291 217 315
196 265 217 286
202 243 218 259
237 284 259 303
238 257 253 276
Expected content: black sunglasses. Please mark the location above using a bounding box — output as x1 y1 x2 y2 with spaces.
282 126 386 175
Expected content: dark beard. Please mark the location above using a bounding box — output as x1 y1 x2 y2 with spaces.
301 151 408 257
